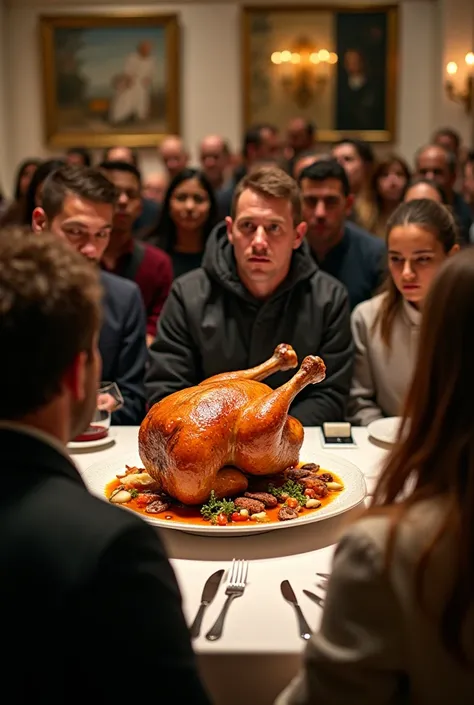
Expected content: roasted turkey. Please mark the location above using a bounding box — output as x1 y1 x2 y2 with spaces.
138 345 326 505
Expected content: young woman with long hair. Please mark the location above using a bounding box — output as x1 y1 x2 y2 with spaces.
372 154 411 237
152 168 218 279
277 246 474 705
332 137 378 233
348 199 458 425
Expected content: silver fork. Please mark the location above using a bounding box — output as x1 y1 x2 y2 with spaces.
205 559 248 641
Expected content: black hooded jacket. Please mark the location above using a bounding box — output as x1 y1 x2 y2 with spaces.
146 224 354 425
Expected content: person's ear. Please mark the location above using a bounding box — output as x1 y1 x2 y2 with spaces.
344 193 355 217
449 243 460 256
63 351 88 403
225 216 234 244
293 221 307 249
32 207 47 233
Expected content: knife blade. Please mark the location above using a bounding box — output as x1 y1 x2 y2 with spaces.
303 589 325 608
281 580 312 640
190 569 224 639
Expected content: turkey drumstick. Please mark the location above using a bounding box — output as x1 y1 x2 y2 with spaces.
200 344 298 385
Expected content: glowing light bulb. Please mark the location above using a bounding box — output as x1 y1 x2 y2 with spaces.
465 52 474 66
290 53 301 64
318 49 330 62
446 61 458 76
309 52 320 64
271 52 282 64
281 50 291 63
328 52 338 64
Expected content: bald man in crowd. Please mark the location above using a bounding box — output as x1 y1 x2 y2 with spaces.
199 135 231 192
158 136 189 180
415 143 472 245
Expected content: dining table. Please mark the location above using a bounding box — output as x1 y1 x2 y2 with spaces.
73 425 391 705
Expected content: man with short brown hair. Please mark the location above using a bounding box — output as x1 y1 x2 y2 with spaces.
147 165 353 425
0 228 211 704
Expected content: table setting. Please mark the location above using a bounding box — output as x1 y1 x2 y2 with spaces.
74 423 392 704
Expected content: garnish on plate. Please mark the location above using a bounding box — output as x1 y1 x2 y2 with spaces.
200 491 236 525
268 479 306 506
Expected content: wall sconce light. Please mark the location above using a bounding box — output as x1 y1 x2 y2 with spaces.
445 52 474 113
270 38 338 108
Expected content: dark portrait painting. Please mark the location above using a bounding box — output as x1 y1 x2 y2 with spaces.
335 11 388 132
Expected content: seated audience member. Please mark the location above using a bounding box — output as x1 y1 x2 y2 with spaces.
217 124 281 218
22 159 65 225
285 118 316 175
404 176 445 203
277 247 474 705
152 168 218 279
0 158 41 226
432 126 463 187
372 154 411 237
462 150 474 242
348 199 458 425
66 147 92 167
32 165 147 424
299 159 386 310
158 135 189 180
146 166 353 425
332 137 377 232
292 149 330 180
100 160 173 345
199 135 232 192
102 146 161 239
0 229 211 704
415 143 472 244
143 171 169 204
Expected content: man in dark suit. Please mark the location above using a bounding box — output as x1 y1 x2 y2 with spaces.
0 229 211 703
32 165 147 424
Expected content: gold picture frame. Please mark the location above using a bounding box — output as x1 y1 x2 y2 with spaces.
242 5 398 142
40 13 180 148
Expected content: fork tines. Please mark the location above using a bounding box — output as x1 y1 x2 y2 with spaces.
228 558 248 588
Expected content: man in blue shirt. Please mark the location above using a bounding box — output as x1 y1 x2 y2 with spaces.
298 158 386 309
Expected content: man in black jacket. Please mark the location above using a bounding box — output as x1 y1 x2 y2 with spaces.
32 165 147 424
146 166 353 425
0 230 210 703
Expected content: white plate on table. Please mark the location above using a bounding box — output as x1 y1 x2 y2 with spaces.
82 450 367 536
367 417 402 445
68 429 116 452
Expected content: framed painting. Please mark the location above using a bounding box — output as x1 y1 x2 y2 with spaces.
242 5 398 142
39 13 180 148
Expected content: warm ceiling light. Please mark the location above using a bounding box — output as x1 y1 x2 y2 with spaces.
309 52 320 64
318 49 330 62
280 50 292 62
271 52 282 64
446 61 458 75
290 53 301 64
328 52 338 64
465 52 474 66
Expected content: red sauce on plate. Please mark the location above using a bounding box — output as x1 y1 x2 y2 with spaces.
73 424 109 442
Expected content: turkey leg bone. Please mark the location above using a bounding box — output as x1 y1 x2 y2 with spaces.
200 344 298 386
233 356 327 475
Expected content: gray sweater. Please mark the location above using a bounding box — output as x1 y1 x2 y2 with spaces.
276 498 474 705
347 293 421 426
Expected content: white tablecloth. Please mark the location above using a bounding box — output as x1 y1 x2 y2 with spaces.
74 426 389 705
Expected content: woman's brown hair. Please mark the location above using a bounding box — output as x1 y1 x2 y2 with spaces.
373 198 457 347
371 246 474 664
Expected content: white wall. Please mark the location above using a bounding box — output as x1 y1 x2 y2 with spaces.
0 0 471 195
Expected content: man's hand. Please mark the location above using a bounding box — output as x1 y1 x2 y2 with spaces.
97 393 118 412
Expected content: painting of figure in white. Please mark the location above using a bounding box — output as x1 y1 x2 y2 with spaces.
40 15 180 147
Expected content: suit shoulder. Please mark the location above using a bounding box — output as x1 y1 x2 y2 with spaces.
101 270 141 300
347 222 386 254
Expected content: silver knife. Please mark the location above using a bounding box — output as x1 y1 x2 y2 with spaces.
303 589 325 608
190 569 224 639
281 580 312 640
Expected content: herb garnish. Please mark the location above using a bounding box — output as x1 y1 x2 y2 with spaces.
130 488 139 499
268 480 306 505
200 491 236 524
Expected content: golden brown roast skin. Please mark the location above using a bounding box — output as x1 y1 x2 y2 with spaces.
138 345 326 506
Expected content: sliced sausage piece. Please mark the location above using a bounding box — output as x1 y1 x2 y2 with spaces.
299 477 329 497
300 463 320 471
145 499 171 514
244 491 278 508
234 497 265 514
278 506 299 521
285 468 312 481
317 472 334 483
